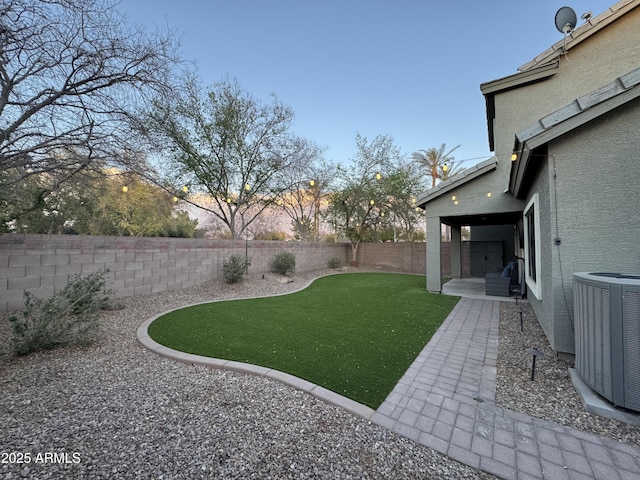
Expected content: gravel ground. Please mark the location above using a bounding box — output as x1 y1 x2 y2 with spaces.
0 269 496 480
496 301 640 448
2 269 638 479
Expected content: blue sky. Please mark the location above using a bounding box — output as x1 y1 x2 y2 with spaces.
118 1 617 168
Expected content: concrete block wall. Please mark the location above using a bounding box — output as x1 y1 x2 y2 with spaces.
439 242 472 278
0 236 477 312
0 235 351 312
356 242 427 274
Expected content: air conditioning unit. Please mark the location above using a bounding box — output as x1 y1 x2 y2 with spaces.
573 272 640 412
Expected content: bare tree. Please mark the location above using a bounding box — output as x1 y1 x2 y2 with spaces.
275 141 336 241
380 160 425 242
0 0 179 223
143 76 311 239
327 134 402 264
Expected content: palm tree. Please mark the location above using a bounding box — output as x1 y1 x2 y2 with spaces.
411 143 461 188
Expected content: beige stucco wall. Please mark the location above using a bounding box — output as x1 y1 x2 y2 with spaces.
423 166 524 291
492 7 640 167
520 94 640 353
483 7 640 352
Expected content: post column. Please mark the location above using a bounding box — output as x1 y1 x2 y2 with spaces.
426 216 442 293
450 225 462 279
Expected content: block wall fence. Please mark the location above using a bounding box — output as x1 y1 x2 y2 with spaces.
0 235 461 313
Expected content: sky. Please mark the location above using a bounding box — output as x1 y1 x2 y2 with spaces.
117 0 618 169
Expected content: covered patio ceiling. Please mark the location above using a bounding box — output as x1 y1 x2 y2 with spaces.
441 211 522 228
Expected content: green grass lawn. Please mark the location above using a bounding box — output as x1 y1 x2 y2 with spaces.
148 273 459 408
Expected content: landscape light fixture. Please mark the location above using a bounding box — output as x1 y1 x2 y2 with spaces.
519 306 524 332
526 347 544 380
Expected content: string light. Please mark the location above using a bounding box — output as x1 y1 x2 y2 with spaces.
448 191 500 204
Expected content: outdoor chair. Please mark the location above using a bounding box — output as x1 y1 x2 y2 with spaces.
485 261 520 297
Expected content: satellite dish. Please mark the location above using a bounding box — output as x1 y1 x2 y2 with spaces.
555 6 578 34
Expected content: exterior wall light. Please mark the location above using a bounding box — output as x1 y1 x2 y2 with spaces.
511 153 518 161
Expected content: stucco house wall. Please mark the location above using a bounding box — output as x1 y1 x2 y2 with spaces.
490 5 640 167
525 95 640 352
421 160 525 291
419 1 640 352
517 149 560 349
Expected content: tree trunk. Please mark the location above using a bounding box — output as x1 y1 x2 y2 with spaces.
350 241 359 266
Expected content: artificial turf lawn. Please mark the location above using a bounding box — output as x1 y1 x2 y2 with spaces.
148 273 459 408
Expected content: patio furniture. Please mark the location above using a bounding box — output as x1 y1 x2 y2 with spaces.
485 261 520 297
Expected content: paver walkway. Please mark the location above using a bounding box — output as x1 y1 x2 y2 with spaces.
370 298 640 480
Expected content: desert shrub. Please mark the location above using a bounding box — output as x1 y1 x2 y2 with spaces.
61 270 114 314
8 270 112 356
270 251 296 275
328 257 343 269
223 254 251 284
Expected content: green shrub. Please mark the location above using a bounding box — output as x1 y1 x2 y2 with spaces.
328 257 343 269
223 254 251 284
8 270 112 356
270 250 296 275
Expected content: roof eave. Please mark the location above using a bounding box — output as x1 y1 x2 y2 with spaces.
518 0 639 72
509 67 640 197
480 62 559 154
480 61 559 96
417 157 498 208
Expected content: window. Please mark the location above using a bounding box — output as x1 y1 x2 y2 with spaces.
523 193 542 299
